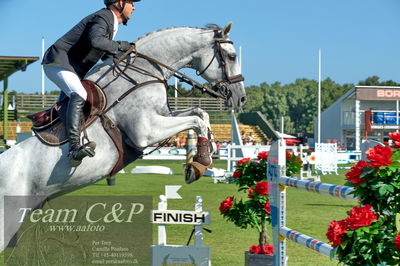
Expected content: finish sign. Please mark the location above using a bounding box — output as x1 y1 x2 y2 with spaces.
151 210 210 225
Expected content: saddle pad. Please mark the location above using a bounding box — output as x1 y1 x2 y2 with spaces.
33 118 68 146
32 80 107 146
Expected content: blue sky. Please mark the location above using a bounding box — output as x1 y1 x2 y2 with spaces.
1 0 399 94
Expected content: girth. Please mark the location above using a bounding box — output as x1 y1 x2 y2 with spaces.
98 79 166 176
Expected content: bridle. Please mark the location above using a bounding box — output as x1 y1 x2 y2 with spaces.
195 38 244 99
111 36 244 103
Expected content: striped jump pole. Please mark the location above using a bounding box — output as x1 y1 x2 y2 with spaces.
267 139 358 266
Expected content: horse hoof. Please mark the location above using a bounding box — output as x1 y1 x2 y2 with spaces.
185 165 197 184
107 178 116 186
185 162 209 184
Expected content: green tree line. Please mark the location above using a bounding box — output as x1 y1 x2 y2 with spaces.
242 76 400 134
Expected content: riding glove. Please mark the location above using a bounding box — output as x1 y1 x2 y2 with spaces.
118 41 132 52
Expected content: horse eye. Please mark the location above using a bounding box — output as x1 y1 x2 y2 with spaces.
228 53 237 60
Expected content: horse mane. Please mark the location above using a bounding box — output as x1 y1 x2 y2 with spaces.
135 24 222 43
204 24 222 30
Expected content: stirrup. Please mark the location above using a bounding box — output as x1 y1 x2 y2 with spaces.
69 141 96 167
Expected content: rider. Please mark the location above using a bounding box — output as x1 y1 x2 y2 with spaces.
42 0 140 167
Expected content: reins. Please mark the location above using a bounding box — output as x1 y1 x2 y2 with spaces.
94 36 244 158
117 49 224 99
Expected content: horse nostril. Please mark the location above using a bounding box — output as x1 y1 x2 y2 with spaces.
241 96 247 104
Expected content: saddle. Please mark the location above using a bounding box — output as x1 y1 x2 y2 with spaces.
28 80 130 177
28 80 107 146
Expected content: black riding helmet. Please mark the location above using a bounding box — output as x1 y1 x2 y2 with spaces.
104 0 140 25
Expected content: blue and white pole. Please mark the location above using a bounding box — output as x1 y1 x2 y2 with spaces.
267 138 287 266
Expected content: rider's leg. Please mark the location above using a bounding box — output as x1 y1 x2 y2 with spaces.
43 65 95 166
66 92 96 166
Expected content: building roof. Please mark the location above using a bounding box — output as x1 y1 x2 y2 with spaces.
0 56 39 81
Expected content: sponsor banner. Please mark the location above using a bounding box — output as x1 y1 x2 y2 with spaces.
356 87 400 101
4 196 152 266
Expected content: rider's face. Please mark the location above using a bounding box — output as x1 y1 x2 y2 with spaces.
122 0 135 21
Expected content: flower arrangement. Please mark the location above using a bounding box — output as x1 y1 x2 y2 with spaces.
326 132 400 265
285 150 303 177
219 150 302 255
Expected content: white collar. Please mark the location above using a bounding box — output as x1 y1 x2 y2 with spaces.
111 10 119 39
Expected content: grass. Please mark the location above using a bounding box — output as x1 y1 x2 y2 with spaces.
1 160 355 266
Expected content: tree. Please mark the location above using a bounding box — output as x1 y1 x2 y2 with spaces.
358 76 400 87
243 84 266 113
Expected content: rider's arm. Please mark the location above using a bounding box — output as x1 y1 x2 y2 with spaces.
86 15 121 55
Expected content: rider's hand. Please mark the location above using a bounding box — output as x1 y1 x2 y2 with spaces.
117 41 131 52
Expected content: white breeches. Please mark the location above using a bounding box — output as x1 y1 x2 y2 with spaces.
43 64 87 100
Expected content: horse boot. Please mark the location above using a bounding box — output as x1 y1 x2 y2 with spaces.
186 137 213 182
67 92 96 167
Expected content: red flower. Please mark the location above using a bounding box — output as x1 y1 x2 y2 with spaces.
389 132 400 148
326 220 348 247
345 160 368 186
285 150 292 160
232 170 242 180
249 244 274 255
255 181 269 195
261 244 274 255
344 204 379 230
247 188 255 198
257 151 269 160
236 157 250 165
394 232 400 250
219 196 234 212
264 201 271 214
249 244 261 254
366 145 392 168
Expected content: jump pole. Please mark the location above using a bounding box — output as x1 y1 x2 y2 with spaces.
267 138 358 265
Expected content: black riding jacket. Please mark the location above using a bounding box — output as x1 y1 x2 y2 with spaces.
42 8 119 79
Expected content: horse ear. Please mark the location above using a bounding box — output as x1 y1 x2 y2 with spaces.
222 22 233 38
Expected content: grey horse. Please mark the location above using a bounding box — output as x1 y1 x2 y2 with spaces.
0 23 246 250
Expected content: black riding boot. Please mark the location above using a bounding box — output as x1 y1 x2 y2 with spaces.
67 92 96 167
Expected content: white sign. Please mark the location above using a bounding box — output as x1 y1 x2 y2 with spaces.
151 210 210 225
371 125 400 129
165 185 182 199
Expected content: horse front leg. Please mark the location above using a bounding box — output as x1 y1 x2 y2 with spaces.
171 108 216 184
171 106 216 153
133 112 213 184
171 107 211 131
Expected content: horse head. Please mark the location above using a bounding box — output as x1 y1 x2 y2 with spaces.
194 22 247 111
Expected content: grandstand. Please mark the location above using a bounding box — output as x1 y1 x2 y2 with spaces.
171 124 267 144
0 121 32 141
